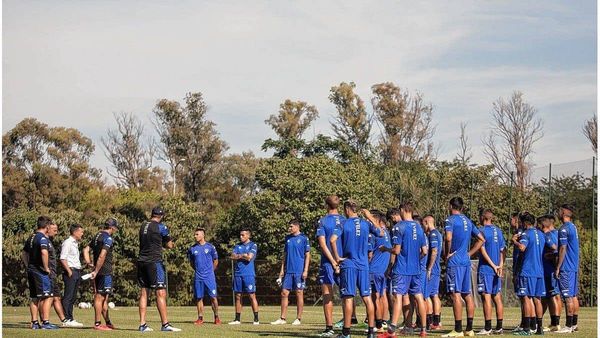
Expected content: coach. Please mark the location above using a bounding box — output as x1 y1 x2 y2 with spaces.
60 224 85 326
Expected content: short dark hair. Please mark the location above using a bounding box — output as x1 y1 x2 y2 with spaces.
479 208 494 222
544 213 556 222
386 208 401 221
399 201 414 214
69 224 83 235
37 216 52 229
560 204 575 217
195 227 206 234
449 197 464 211
413 213 422 224
240 228 252 235
511 212 520 218
537 216 546 225
344 199 359 213
370 209 387 225
289 219 301 227
520 212 536 226
325 195 340 210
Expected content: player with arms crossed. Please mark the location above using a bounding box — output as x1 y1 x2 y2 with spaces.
442 197 486 338
331 200 383 338
188 227 220 325
272 219 311 326
229 228 260 325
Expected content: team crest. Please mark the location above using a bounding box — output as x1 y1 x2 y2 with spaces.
204 248 209 254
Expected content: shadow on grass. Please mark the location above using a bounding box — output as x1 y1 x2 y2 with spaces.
256 331 321 337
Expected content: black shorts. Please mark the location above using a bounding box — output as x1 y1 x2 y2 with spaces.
137 261 167 289
94 275 114 295
27 269 53 299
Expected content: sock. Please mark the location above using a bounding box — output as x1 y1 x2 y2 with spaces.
388 323 397 334
351 317 358 324
376 319 383 329
529 317 536 331
466 317 473 331
280 316 286 321
326 325 333 331
536 318 543 333
426 314 432 329
455 320 462 332
214 314 219 319
342 327 351 336
162 322 170 328
62 318 69 323
235 312 241 321
496 319 503 330
566 315 573 327
522 317 530 332
416 314 421 328
433 314 440 326
95 321 101 327
368 327 374 334
105 320 112 326
485 320 492 331
573 315 578 326
550 315 558 326
520 314 525 327
253 312 259 322
32 320 39 326
198 315 203 320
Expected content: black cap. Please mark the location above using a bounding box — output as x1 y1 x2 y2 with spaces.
151 206 165 216
105 218 119 229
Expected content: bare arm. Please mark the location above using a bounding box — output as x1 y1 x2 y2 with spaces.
21 250 29 267
279 251 286 278
302 251 310 279
213 259 218 271
318 236 337 266
60 259 72 277
83 246 93 267
41 249 50 273
444 232 453 262
330 234 342 263
555 245 566 277
512 234 526 252
164 240 174 249
92 248 107 277
426 247 437 271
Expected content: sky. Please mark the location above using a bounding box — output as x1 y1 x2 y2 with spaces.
3 1 597 180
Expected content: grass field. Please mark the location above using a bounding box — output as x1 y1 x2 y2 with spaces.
2 306 597 337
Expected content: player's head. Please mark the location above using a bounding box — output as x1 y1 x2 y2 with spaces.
343 199 359 217
423 214 435 231
510 212 520 230
370 209 387 228
325 195 340 211
240 228 251 243
399 201 414 220
519 212 536 228
479 208 494 224
542 214 556 229
288 219 301 234
558 204 575 221
69 224 84 240
386 208 402 223
413 213 422 225
194 228 205 242
104 218 120 234
151 206 165 221
37 216 52 231
449 197 464 212
48 223 58 239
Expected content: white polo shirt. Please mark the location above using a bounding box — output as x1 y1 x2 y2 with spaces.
60 236 82 269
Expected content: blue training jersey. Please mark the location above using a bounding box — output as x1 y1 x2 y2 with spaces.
392 220 427 276
543 229 558 275
428 229 443 275
368 228 391 274
478 225 506 275
558 222 579 272
420 235 429 272
188 242 218 280
519 228 545 278
284 233 310 274
316 214 346 266
512 227 525 273
334 217 382 270
445 214 480 267
233 241 258 276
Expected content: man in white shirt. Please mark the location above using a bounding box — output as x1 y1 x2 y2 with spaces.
60 224 85 326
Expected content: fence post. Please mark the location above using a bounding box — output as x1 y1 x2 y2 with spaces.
591 157 596 306
231 259 235 307
548 163 552 213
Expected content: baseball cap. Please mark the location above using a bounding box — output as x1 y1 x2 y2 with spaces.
105 218 120 229
151 206 165 216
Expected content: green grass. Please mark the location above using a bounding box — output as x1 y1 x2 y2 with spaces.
3 306 597 337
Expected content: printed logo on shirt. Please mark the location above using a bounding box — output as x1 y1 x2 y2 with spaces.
204 248 209 254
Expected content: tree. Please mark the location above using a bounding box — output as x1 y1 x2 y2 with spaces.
153 92 228 202
456 122 472 164
371 82 435 164
263 99 318 157
101 112 156 189
583 115 597 153
483 91 543 190
329 82 372 159
2 118 101 211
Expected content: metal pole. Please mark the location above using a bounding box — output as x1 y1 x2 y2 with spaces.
504 171 514 301
548 163 552 213
231 259 235 307
591 157 596 306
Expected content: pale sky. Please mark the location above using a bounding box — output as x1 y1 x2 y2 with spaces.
3 1 597 180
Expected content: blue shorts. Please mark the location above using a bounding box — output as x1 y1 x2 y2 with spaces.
95 275 113 295
27 269 52 299
559 271 578 298
425 274 440 297
194 275 218 299
233 275 256 294
340 268 370 297
370 273 387 295
391 273 422 296
283 273 305 291
446 266 471 294
517 276 546 298
544 274 560 297
318 264 339 286
477 273 501 295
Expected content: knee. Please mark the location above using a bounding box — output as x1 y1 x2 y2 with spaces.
156 289 167 298
281 290 289 297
